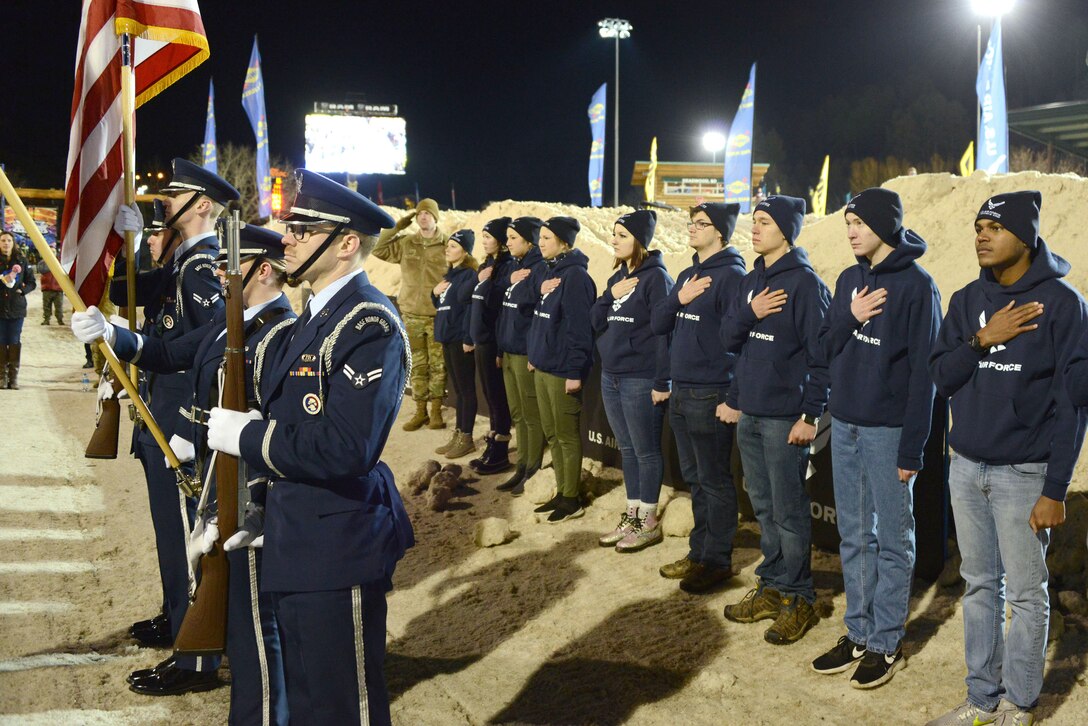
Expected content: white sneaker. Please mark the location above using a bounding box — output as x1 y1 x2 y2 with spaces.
925 700 999 726
993 699 1034 726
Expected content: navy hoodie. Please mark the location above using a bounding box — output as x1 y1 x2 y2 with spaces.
820 230 942 470
723 246 830 418
650 246 746 396
469 252 514 346
431 264 476 345
929 239 1088 501
496 246 546 356
592 251 675 391
527 249 597 379
1067 333 1088 407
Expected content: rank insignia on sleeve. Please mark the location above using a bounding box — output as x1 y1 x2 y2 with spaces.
162 315 175 330
302 393 322 415
193 292 221 308
343 364 382 389
353 314 392 335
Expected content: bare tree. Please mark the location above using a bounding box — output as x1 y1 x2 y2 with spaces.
188 143 295 223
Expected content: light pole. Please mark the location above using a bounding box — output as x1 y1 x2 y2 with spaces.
598 18 632 207
702 131 726 165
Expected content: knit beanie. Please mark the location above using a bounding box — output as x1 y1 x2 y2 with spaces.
691 202 739 243
975 191 1042 250
755 195 807 245
844 188 904 247
482 217 512 245
510 216 543 245
449 229 475 255
615 209 657 248
543 216 581 247
416 198 440 221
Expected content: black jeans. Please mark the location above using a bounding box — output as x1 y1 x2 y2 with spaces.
474 341 511 436
443 343 477 433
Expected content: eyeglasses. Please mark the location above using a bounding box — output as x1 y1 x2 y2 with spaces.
687 221 714 230
285 222 335 242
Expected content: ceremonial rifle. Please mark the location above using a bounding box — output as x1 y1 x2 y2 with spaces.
173 210 244 655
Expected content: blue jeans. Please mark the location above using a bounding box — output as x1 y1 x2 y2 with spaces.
668 385 737 571
831 418 916 654
949 452 1050 711
737 414 815 602
0 317 24 344
600 372 665 505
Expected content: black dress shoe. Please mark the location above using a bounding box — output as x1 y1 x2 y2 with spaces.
127 656 175 685
129 613 172 647
129 664 221 696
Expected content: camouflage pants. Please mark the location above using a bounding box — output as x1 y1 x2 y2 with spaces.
403 313 445 402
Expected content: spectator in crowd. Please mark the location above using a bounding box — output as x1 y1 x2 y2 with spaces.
650 203 746 591
721 195 830 646
38 244 64 325
593 209 674 552
432 230 480 459
528 217 597 523
0 230 36 389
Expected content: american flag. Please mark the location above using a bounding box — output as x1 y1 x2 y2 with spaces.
61 0 209 305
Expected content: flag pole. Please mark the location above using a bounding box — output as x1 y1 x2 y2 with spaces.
0 168 198 496
120 33 138 381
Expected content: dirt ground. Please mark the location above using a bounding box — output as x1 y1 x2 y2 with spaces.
2 264 1088 725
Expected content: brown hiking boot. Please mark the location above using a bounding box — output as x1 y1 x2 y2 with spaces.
428 399 446 429
764 594 819 645
723 586 782 623
679 564 734 593
434 430 460 455
402 400 429 431
444 431 477 459
659 557 698 580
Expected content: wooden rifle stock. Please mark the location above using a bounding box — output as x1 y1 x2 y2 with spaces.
84 375 122 459
174 214 245 655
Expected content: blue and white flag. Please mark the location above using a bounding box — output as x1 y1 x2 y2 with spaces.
202 78 217 173
242 37 272 218
976 20 1008 174
724 63 756 211
587 83 607 208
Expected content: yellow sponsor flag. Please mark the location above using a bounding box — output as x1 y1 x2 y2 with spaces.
811 155 830 217
645 137 658 203
960 141 975 176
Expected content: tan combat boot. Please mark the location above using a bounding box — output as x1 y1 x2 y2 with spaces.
402 400 429 431
434 429 460 455
427 399 446 429
445 431 477 459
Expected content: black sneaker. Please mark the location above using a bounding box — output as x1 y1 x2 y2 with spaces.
849 646 905 689
811 635 867 675
546 496 585 523
496 464 525 492
534 494 563 513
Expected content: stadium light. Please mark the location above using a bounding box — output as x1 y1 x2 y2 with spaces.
970 0 1014 16
702 131 727 164
598 18 632 206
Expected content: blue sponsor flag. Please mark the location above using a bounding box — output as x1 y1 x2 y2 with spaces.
723 63 756 211
202 78 217 173
242 37 272 218
587 83 607 207
976 20 1008 174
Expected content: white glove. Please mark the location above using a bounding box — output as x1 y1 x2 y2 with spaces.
71 305 115 345
224 502 265 551
113 202 143 251
187 515 219 571
164 434 196 468
207 408 262 457
97 377 116 402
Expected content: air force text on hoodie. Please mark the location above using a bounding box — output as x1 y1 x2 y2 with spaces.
650 247 746 396
929 239 1088 501
722 246 830 418
527 249 598 380
820 230 941 471
470 252 514 346
496 246 545 356
592 250 675 392
432 264 476 346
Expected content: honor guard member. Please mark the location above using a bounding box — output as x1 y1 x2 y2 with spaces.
206 169 414 726
75 223 292 717
108 158 239 693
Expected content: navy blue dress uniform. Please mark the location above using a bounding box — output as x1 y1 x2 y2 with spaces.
229 170 414 726
108 158 238 678
111 224 291 720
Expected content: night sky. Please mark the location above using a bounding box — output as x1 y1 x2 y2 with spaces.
3 0 1087 210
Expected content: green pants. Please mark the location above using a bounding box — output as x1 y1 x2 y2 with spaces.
404 312 445 402
501 353 544 470
534 371 582 497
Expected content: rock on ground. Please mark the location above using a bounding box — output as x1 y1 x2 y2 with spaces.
661 495 694 538
473 517 513 547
